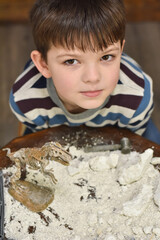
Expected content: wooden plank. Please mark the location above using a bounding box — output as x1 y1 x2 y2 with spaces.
0 0 160 22
125 0 160 22
0 0 33 22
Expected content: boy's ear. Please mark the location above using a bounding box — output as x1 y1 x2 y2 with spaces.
31 50 52 78
121 39 125 52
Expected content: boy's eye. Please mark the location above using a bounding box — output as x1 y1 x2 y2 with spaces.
101 55 113 61
64 59 78 65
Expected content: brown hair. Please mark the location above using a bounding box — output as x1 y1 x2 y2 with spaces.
30 0 126 60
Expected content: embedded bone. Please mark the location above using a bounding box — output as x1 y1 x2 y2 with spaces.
118 148 153 185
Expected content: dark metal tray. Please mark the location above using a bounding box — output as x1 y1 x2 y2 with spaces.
0 170 4 240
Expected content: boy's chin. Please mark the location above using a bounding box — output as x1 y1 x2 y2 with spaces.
67 100 104 113
81 102 103 110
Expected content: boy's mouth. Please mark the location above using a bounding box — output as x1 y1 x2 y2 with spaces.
81 90 102 97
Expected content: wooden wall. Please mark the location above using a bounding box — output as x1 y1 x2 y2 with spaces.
0 0 160 23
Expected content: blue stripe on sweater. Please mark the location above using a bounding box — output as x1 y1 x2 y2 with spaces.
132 73 152 118
121 53 142 73
9 90 25 117
90 112 130 125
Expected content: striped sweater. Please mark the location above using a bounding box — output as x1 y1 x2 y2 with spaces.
9 53 153 135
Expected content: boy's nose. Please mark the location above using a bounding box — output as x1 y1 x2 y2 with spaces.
82 65 100 84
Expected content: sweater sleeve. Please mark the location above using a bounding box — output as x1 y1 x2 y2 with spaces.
9 59 55 132
127 71 154 136
9 89 40 132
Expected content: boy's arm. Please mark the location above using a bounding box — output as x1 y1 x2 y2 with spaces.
119 54 150 135
142 119 160 144
9 89 41 133
9 60 51 134
127 71 160 144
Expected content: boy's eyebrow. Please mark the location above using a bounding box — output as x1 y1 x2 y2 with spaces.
56 46 120 59
102 46 120 53
56 53 81 59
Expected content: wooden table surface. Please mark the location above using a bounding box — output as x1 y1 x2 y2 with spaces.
0 0 160 22
0 125 160 169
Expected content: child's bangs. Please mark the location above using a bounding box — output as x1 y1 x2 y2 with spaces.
31 0 126 59
50 20 123 52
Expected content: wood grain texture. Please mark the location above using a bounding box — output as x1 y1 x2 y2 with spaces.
125 0 160 22
0 0 32 22
0 0 159 22
0 24 35 147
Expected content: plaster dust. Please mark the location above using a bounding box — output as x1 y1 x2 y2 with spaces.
2 145 160 240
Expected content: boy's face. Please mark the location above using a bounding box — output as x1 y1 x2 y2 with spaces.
45 40 124 113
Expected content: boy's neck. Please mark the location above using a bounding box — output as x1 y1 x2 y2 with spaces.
63 102 86 114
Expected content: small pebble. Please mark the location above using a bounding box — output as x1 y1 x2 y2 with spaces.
107 227 112 232
99 217 105 225
153 227 160 236
87 213 97 227
132 226 143 235
143 226 152 234
104 234 116 240
107 219 114 226
72 236 81 240
117 232 125 240
125 218 132 226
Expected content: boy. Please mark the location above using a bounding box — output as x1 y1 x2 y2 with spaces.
9 0 160 144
